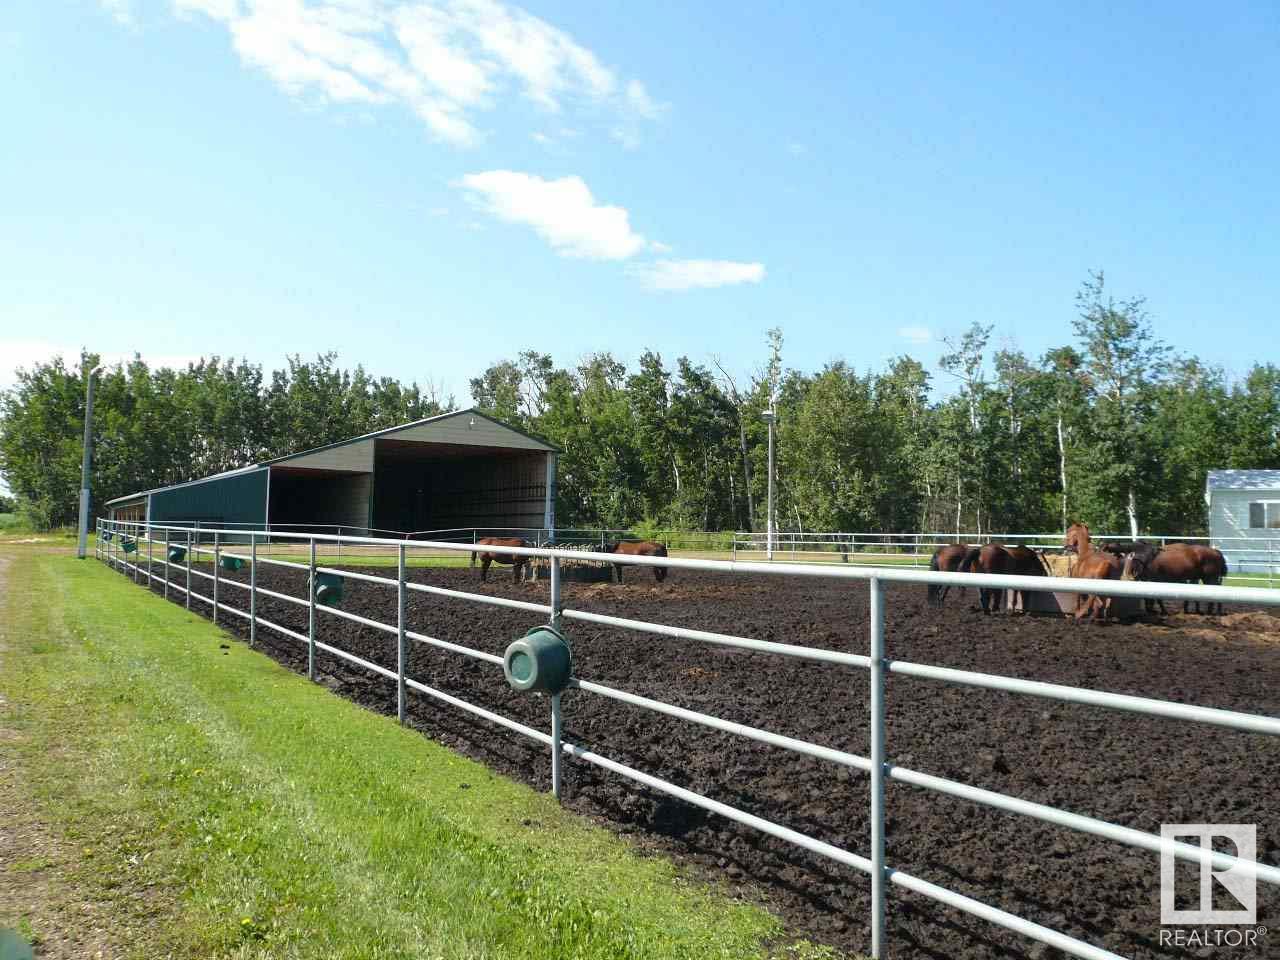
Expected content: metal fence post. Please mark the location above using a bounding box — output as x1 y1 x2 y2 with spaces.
163 529 169 601
249 533 258 648
308 538 317 682
550 553 564 800
397 543 407 724
212 532 221 625
185 530 192 610
869 576 887 958
147 525 154 589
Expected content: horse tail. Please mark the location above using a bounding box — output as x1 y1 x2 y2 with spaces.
655 543 668 557
470 549 477 567
927 550 942 605
957 546 982 574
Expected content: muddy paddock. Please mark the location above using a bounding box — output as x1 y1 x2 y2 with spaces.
125 557 1280 959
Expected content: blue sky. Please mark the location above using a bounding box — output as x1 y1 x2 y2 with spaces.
2 0 1278 404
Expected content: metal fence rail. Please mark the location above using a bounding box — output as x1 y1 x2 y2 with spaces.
94 519 1280 960
730 529 1280 585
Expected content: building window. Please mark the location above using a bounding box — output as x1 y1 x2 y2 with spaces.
1247 501 1280 529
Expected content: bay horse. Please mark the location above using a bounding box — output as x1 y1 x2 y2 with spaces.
1118 543 1228 615
926 544 971 606
1063 523 1123 622
956 544 1047 613
603 540 669 583
470 536 528 582
1187 545 1228 614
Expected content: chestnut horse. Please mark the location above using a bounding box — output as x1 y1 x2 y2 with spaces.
956 544 1048 613
470 536 528 582
1063 523 1123 622
926 544 971 606
603 540 669 583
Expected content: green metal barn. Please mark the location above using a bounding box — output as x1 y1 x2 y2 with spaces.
105 410 559 536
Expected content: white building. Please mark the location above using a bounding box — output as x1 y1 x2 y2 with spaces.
1205 469 1280 575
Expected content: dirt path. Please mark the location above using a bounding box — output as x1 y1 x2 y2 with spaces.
0 548 127 959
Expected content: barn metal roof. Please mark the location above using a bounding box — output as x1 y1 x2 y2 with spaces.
1206 469 1280 492
263 408 558 466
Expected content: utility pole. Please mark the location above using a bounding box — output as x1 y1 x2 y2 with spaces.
77 364 103 559
762 406 776 560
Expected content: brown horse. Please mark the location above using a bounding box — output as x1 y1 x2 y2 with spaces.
471 537 529 582
1187 545 1228 614
1125 544 1227 615
956 544 1047 613
1063 523 1123 622
603 540 669 583
926 544 971 605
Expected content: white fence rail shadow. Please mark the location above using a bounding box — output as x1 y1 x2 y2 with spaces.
95 518 1280 960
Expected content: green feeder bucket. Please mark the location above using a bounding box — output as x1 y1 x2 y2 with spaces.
315 572 344 607
219 555 245 572
121 538 137 554
503 626 572 695
168 545 186 563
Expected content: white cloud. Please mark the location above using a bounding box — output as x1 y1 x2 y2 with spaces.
631 259 766 291
100 0 135 25
156 0 661 147
898 325 932 344
0 339 204 390
786 141 806 156
458 170 645 260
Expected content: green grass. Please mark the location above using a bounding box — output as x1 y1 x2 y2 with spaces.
0 548 841 960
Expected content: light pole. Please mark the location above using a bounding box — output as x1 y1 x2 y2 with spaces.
762 407 776 561
76 364 103 559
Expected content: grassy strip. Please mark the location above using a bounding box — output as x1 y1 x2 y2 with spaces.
1 549 837 959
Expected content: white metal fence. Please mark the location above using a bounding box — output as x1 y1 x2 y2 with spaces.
94 518 1280 960
732 530 1280 585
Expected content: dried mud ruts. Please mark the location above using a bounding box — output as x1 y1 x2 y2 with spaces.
136 560 1280 959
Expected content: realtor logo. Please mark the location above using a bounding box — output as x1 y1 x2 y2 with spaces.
1161 824 1257 925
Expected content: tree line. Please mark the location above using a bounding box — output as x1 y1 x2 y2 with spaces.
3 273 1278 535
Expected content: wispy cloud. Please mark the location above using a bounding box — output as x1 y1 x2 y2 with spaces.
100 0 135 25
0 339 205 389
631 259 765 291
146 0 662 147
458 171 646 260
898 325 932 344
457 170 763 289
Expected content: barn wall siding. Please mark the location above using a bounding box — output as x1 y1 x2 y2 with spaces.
280 440 375 473
149 468 269 527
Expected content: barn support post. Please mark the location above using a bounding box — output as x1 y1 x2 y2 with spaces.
308 538 317 682
249 533 257 648
212 532 220 625
185 531 192 610
543 452 557 543
550 553 563 800
869 576 887 958
397 543 407 724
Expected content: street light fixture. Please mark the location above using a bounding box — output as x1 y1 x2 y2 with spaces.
761 407 776 561
77 364 103 559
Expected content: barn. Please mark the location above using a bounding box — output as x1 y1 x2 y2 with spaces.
105 410 558 537
1205 469 1280 575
